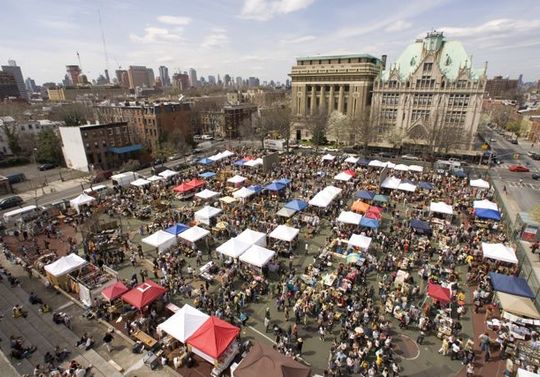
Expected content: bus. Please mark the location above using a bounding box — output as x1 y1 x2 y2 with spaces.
3 205 40 223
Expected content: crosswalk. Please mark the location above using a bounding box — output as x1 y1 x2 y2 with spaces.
505 181 540 190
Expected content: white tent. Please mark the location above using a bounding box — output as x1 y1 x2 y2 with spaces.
244 158 263 167
233 187 255 199
337 211 362 225
309 186 342 207
397 182 417 192
277 207 297 218
334 172 353 181
147 175 165 182
430 201 454 215
179 226 210 243
269 225 299 242
473 199 499 211
44 253 87 277
408 165 424 172
194 206 222 225
236 228 267 247
159 169 179 179
394 164 409 171
157 304 209 343
219 196 237 204
227 175 247 184
142 230 177 252
345 156 359 164
69 193 96 213
239 245 276 268
221 150 235 158
518 369 540 377
381 176 401 189
321 154 335 161
470 179 490 189
195 189 220 200
385 161 396 169
482 242 518 264
368 160 385 168
130 178 151 187
347 234 372 250
216 238 251 258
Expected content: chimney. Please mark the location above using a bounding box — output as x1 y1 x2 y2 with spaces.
381 55 387 70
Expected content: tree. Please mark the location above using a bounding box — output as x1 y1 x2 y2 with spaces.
306 109 328 151
1 122 22 155
490 105 512 129
350 110 380 154
531 205 540 224
327 111 350 146
506 120 522 136
34 129 63 164
50 103 92 127
154 129 192 160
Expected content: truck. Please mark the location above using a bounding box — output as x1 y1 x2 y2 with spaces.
111 171 139 187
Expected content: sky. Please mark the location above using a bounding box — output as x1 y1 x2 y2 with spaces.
1 0 540 85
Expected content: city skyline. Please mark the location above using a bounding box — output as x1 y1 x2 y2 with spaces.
1 0 540 84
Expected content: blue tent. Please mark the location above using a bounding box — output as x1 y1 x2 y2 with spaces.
357 159 370 166
360 217 380 228
418 181 433 190
356 190 375 201
489 272 535 298
276 178 291 186
475 208 501 221
165 223 189 236
453 170 466 178
285 199 308 211
248 185 263 194
373 194 389 203
199 171 216 179
198 158 213 165
265 182 286 191
234 159 246 166
410 219 432 235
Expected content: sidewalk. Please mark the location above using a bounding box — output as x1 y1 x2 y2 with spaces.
0 254 179 377
17 177 90 202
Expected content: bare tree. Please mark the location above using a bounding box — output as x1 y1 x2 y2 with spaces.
305 109 328 152
490 105 513 129
327 111 350 146
50 103 93 127
350 110 380 155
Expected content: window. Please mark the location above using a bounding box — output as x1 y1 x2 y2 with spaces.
28 124 33 130
423 63 433 72
448 94 470 107
413 94 432 106
382 93 400 105
411 110 430 121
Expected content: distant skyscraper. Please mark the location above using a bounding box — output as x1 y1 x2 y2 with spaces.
2 60 28 99
146 68 155 87
208 75 216 85
159 66 170 87
115 70 129 88
65 65 82 86
224 74 231 87
172 73 190 90
0 71 20 100
127 65 149 89
188 68 197 87
248 77 259 88
236 76 243 88
104 69 110 83
25 77 37 93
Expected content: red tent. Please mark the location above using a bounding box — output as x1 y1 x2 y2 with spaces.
187 178 205 189
186 316 240 359
427 283 452 304
101 281 129 301
365 206 383 220
121 280 166 309
173 182 194 193
343 169 356 177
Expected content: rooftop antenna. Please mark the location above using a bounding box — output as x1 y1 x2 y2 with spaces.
98 9 110 74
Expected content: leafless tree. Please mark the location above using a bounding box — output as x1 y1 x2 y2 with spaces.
350 110 380 155
305 109 328 152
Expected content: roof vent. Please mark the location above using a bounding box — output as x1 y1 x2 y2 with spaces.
445 55 452 66
410 57 416 66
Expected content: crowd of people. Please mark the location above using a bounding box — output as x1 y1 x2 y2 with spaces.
1 145 539 377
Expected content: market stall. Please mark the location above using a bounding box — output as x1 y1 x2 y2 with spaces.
355 190 375 201
321 154 335 161
351 200 370 213
121 280 167 310
159 169 179 179
194 206 223 225
157 304 209 343
101 281 129 302
142 230 177 253
69 263 117 307
489 272 535 299
381 176 401 190
482 242 518 264
44 253 88 290
309 186 342 208
430 201 454 216
496 292 540 320
337 211 362 226
216 238 251 258
427 283 452 304
179 226 210 243
347 234 372 251
269 225 299 243
239 245 276 269
195 189 220 200
165 223 190 237
470 179 490 189
410 219 432 236
233 342 311 377
233 187 256 199
69 193 96 214
227 175 247 186
284 199 308 212
236 228 267 247
130 178 151 188
277 207 297 218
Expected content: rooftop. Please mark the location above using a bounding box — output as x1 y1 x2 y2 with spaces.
296 54 381 63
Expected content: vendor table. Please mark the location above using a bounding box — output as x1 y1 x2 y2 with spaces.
133 330 158 349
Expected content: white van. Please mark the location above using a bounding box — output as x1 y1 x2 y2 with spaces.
111 172 138 187
3 205 40 223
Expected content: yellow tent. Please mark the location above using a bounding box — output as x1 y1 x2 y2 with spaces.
497 291 540 319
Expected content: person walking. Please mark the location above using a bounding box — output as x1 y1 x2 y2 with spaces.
103 328 114 352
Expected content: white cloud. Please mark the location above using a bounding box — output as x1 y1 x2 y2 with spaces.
239 0 315 21
439 19 540 38
130 27 183 44
281 35 316 44
385 20 412 32
157 15 192 26
201 32 229 48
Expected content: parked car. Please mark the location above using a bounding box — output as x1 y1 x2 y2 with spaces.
510 139 519 144
509 165 530 172
0 195 23 210
528 151 540 160
5 173 26 184
532 173 540 180
401 154 421 161
38 163 57 171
